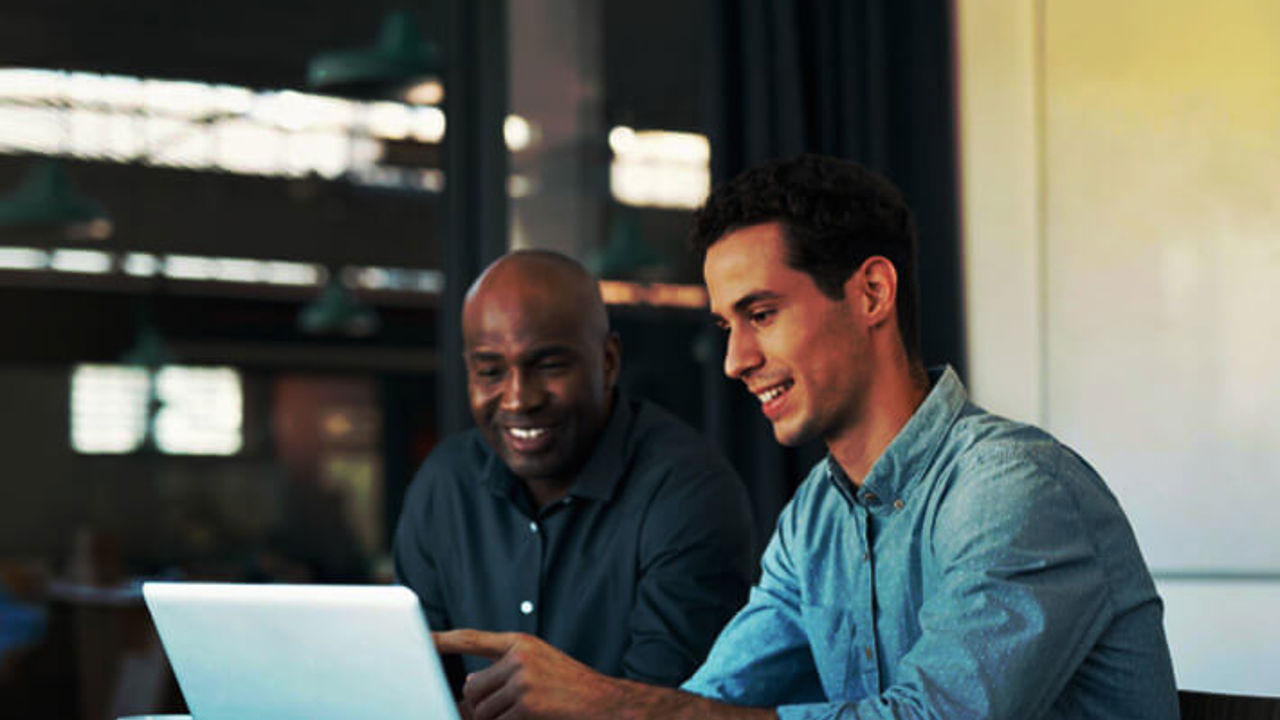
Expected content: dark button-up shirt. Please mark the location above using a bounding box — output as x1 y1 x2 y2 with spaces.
684 366 1178 719
394 395 754 687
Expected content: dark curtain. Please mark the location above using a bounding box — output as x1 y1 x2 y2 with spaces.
436 0 509 437
700 0 964 555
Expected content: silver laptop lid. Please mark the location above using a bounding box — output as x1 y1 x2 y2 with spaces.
142 582 459 720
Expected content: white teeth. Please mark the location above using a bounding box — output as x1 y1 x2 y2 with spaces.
508 427 548 440
756 383 790 403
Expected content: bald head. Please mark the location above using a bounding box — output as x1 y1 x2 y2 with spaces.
461 250 620 491
463 250 609 343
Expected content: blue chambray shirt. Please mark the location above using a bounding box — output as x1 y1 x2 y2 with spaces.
683 366 1178 719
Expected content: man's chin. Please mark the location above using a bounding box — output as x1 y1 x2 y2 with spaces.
501 452 565 483
770 418 814 447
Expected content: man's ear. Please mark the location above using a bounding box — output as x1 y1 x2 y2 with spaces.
603 331 622 390
845 256 898 327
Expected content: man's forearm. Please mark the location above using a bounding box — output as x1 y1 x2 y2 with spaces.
436 629 778 720
608 677 777 720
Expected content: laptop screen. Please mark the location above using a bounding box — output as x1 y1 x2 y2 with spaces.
143 582 460 720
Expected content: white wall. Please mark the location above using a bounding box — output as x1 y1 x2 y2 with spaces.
1157 579 1280 695
958 0 1280 696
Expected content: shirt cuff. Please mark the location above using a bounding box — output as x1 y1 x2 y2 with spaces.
776 702 850 720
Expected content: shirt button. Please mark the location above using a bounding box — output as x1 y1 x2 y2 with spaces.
528 521 538 533
864 492 878 504
520 600 534 615
893 499 905 510
865 646 874 661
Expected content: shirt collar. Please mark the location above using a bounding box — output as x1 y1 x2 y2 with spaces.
481 391 633 504
827 364 967 507
563 392 632 501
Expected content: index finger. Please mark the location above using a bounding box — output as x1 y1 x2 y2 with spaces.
433 629 516 660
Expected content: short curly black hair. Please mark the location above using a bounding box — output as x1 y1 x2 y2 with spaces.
691 154 921 362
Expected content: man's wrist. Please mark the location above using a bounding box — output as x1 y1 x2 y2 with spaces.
608 678 776 720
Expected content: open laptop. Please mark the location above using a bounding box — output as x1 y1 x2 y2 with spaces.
142 582 460 720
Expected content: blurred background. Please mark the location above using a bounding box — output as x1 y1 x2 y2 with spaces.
0 0 1275 718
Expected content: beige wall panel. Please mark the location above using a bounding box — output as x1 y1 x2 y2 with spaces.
957 0 1042 423
1043 0 1280 570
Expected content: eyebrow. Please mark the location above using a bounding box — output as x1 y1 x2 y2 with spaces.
732 290 782 314
465 351 503 364
524 346 574 363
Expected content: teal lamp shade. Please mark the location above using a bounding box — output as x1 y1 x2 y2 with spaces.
0 160 112 239
307 10 443 103
298 275 380 337
592 213 667 281
121 323 174 369
118 321 174 454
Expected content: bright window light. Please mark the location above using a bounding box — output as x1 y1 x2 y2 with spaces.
153 366 243 455
284 129 351 179
163 254 219 280
211 257 262 283
343 265 443 293
70 365 149 454
122 252 160 277
205 84 255 117
142 78 227 120
504 114 533 152
0 106 62 154
251 90 354 132
607 126 637 155
0 68 62 102
0 67 446 189
161 254 323 286
145 114 213 169
608 126 711 209
419 168 446 192
49 249 112 274
610 160 710 210
216 119 285 175
410 107 446 143
0 246 49 270
67 72 142 109
344 265 391 290
261 260 323 286
367 101 412 140
70 364 243 455
404 79 444 107
507 173 535 198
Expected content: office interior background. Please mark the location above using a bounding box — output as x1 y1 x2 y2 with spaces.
0 1 1275 718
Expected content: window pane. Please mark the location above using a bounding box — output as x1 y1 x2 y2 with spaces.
153 366 243 455
70 364 149 454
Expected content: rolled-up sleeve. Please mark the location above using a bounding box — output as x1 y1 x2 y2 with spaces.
696 448 1120 720
683 498 827 708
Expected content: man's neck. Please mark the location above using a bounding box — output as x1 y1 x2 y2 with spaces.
518 396 616 510
827 360 930 486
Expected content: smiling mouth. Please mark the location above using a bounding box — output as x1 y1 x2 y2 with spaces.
753 379 794 404
501 424 558 453
507 427 549 440
751 379 795 420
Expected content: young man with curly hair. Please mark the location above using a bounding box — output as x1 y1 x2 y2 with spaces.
435 155 1178 720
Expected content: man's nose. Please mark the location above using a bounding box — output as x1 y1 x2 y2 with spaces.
499 368 544 412
723 328 763 380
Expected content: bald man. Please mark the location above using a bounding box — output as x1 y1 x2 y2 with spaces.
393 250 753 692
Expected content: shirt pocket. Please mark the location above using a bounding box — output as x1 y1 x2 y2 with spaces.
800 602 858 701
